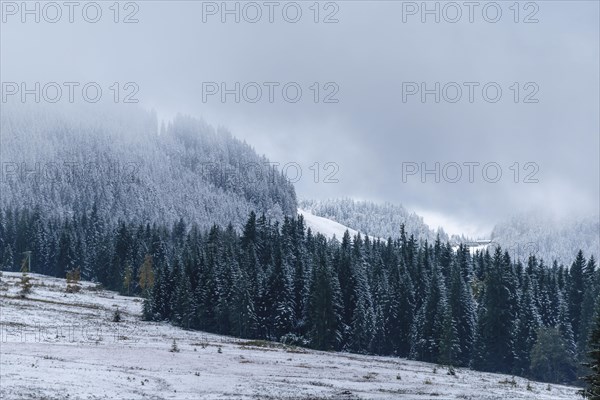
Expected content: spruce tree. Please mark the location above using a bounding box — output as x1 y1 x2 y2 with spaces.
385 257 414 357
513 273 541 376
267 231 295 340
556 291 577 358
439 303 461 366
174 272 193 329
308 241 343 351
230 266 257 338
448 259 476 366
349 235 375 353
580 286 599 359
570 250 587 341
336 231 356 346
530 327 576 383
472 247 515 373
410 265 447 363
581 295 600 398
580 256 600 359
143 264 163 321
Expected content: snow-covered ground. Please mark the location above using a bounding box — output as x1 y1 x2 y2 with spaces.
0 272 581 400
451 240 495 255
298 209 359 240
298 210 383 242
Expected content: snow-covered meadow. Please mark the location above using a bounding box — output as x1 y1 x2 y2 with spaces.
0 272 581 399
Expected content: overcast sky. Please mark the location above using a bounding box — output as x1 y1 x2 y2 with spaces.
2 1 599 237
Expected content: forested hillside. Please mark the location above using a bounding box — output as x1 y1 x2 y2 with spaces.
1 106 597 389
300 198 448 243
491 212 600 266
302 200 600 268
0 105 296 230
3 207 598 385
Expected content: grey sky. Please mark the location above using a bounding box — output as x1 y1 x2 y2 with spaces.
1 1 598 237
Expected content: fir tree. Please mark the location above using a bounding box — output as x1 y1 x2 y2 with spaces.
513 274 541 376
448 259 476 366
439 303 461 366
570 250 587 341
581 295 600 398
336 231 356 346
410 265 447 363
472 248 515 373
19 251 33 297
387 262 415 357
113 307 122 323
530 327 576 383
349 235 375 353
580 285 599 359
230 266 258 338
556 291 577 358
308 242 343 351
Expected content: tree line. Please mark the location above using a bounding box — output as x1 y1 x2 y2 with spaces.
1 206 599 387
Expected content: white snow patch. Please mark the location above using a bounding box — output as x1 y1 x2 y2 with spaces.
0 272 581 400
298 209 382 242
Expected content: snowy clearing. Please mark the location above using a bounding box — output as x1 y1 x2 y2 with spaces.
298 210 371 242
0 272 581 400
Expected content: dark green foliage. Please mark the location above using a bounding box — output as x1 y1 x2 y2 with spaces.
307 243 343 350
580 256 599 360
530 327 576 383
2 206 596 386
513 274 541 376
581 295 600 399
472 248 516 374
447 259 476 366
113 307 122 323
170 339 179 353
410 265 448 363
570 250 587 341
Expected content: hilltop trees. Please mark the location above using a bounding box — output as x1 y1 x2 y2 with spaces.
1 108 297 235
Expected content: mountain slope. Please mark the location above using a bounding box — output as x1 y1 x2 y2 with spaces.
0 104 296 230
298 209 385 242
491 212 600 265
298 209 359 240
300 198 448 242
0 272 580 400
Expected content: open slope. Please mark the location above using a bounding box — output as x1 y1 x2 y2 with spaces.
298 209 360 241
300 199 446 242
0 272 581 400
